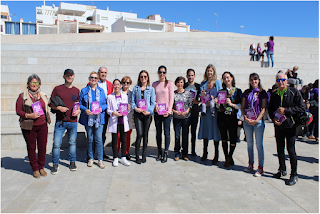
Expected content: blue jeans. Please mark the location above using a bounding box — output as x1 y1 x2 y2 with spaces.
154 113 172 152
52 121 77 165
173 117 190 157
243 120 265 167
267 51 274 67
85 125 104 161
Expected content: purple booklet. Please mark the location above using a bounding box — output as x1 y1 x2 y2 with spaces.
119 103 128 116
189 90 196 99
31 101 44 116
158 103 167 115
245 108 257 120
175 101 185 112
91 101 101 114
138 99 147 111
72 102 79 115
201 94 211 104
273 111 287 123
217 91 227 104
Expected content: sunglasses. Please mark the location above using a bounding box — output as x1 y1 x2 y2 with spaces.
90 76 99 79
29 82 40 86
276 78 287 82
158 71 167 74
122 82 130 85
140 76 148 79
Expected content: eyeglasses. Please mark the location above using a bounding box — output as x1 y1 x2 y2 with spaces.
158 71 166 74
276 78 287 82
122 82 130 85
140 76 147 79
90 76 99 79
29 82 40 86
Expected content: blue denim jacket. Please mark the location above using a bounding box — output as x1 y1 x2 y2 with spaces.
79 85 107 126
131 85 155 115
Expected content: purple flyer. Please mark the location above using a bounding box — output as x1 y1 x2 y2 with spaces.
119 103 128 116
189 90 196 99
72 102 79 115
200 94 211 104
175 101 185 112
217 91 227 104
31 101 44 116
273 111 287 123
138 99 147 111
158 103 167 115
245 108 257 120
91 101 101 114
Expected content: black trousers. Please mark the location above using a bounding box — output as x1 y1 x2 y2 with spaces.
112 124 127 158
275 126 297 175
134 112 152 156
217 112 238 144
189 116 199 153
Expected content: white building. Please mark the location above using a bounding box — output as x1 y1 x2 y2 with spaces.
1 5 11 35
112 14 190 33
36 2 137 33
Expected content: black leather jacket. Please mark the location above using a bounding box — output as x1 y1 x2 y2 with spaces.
268 87 305 128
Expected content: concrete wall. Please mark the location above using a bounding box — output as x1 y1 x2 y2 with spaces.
1 32 319 150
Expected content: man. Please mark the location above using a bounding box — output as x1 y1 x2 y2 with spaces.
50 69 80 174
268 71 305 186
184 68 201 156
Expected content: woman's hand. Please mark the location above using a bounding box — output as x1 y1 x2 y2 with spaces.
142 110 150 116
72 109 81 117
163 112 170 117
200 90 206 97
27 113 40 119
85 109 93 115
135 107 143 113
154 103 159 113
226 98 232 106
93 108 102 115
181 111 188 116
112 111 122 117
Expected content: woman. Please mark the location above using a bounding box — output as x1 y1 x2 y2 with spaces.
132 70 155 164
117 76 134 160
286 66 299 88
215 71 242 167
107 79 131 167
198 64 222 164
79 72 107 169
241 73 268 176
249 44 255 61
172 76 193 161
268 71 305 185
152 65 174 163
16 74 51 178
256 43 264 61
267 36 274 68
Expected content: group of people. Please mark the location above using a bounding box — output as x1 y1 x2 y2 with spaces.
16 63 315 186
249 36 274 67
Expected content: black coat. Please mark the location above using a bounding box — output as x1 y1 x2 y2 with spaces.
268 87 305 128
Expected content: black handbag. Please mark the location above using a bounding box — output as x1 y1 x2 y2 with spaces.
50 96 65 114
294 111 313 127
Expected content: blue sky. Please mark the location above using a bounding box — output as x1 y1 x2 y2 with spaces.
2 1 319 38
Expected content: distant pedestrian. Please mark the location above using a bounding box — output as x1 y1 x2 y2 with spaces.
249 44 255 61
16 74 51 178
267 36 274 67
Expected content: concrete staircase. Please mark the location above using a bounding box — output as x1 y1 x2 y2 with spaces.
1 32 318 150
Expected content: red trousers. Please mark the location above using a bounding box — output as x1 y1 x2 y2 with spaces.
117 129 132 154
21 123 48 172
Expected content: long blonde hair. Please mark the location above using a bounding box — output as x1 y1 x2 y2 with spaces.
203 64 217 82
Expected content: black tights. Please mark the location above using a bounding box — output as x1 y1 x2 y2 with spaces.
112 124 127 158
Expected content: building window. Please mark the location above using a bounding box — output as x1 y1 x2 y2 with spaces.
1 25 3 32
22 23 36 35
1 15 7 19
101 17 108 20
5 22 20 34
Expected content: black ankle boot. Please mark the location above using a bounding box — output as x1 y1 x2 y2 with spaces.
156 149 162 161
273 170 287 179
142 150 147 163
136 155 141 164
201 152 208 161
286 174 298 186
161 152 168 163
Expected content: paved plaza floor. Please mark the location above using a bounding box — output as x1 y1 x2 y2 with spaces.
1 132 319 213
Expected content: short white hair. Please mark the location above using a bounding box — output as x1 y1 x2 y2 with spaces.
276 70 287 80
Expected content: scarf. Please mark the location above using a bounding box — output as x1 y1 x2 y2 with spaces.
247 87 259 109
88 86 101 128
28 88 41 101
276 88 287 107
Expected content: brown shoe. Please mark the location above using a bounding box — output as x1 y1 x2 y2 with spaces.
309 135 315 139
39 169 47 177
182 156 189 161
174 157 180 161
212 156 218 164
224 157 230 168
33 170 41 178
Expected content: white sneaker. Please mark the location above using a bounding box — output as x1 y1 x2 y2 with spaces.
113 158 119 167
87 159 93 167
121 157 130 166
